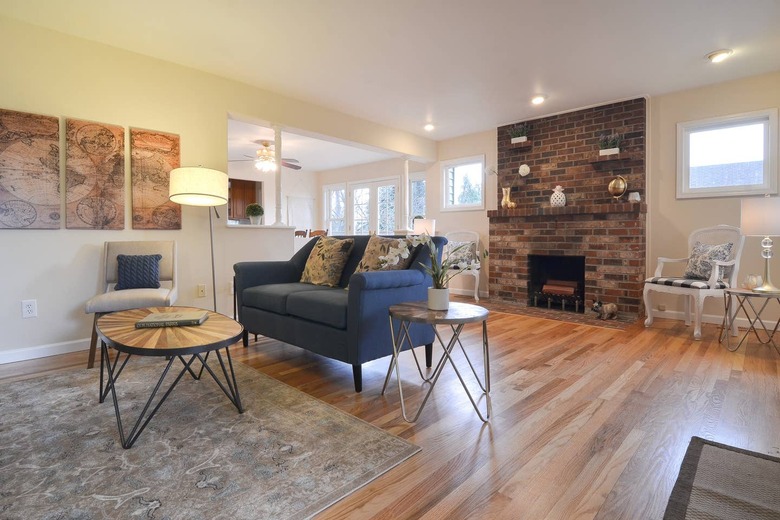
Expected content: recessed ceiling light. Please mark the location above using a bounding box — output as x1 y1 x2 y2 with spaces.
424 123 435 132
706 49 733 63
531 94 546 105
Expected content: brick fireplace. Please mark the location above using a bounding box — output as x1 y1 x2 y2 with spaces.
488 98 646 317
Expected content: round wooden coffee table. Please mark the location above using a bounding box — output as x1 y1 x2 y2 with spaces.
96 306 244 448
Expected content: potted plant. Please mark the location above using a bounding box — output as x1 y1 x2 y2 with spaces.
598 133 622 156
245 203 264 225
509 123 530 144
380 234 469 310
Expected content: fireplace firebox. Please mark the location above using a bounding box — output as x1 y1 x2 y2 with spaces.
528 254 586 313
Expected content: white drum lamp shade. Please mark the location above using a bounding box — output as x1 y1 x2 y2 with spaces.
413 218 436 235
169 167 228 207
741 196 780 293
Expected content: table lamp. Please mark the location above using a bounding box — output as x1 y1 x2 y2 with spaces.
741 195 780 294
169 167 229 311
413 218 436 236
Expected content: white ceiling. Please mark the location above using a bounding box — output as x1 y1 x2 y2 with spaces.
3 0 779 163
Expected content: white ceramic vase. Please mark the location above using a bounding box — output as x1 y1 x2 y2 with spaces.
510 136 528 144
550 186 566 207
249 215 261 225
428 288 450 310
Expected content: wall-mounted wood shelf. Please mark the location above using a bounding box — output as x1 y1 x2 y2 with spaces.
510 138 532 148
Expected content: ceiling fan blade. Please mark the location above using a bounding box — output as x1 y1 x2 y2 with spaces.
281 158 299 163
282 161 302 170
228 159 253 162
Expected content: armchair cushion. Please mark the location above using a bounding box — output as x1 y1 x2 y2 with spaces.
683 241 733 281
645 276 727 290
115 254 162 290
300 237 354 287
355 235 413 273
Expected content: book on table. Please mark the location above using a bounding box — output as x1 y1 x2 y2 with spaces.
135 310 209 328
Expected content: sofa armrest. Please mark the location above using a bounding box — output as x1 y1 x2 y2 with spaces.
348 270 425 291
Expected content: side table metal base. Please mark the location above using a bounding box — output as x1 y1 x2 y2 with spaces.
720 289 780 354
382 315 491 423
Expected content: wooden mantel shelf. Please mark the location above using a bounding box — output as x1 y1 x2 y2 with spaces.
487 202 646 219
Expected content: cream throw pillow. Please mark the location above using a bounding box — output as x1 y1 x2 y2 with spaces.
300 237 355 287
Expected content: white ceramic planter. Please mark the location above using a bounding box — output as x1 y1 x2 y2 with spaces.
510 136 528 144
427 288 450 310
249 215 262 225
599 147 620 156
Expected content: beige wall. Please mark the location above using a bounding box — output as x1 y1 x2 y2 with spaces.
427 130 497 298
648 71 780 321
0 16 435 361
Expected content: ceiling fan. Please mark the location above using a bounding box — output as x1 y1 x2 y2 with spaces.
229 140 302 171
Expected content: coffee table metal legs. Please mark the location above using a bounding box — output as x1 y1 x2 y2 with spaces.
382 317 491 423
100 343 244 449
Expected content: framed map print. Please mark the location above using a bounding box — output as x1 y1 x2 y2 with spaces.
0 109 60 229
130 128 181 230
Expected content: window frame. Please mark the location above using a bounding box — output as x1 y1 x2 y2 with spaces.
441 154 486 211
322 182 346 235
676 109 778 199
408 171 426 227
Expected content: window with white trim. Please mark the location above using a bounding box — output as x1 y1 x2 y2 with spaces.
323 183 346 234
409 172 426 227
441 155 485 211
677 109 778 199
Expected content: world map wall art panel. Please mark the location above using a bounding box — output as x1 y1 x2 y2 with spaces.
130 128 181 230
65 118 125 230
0 108 60 229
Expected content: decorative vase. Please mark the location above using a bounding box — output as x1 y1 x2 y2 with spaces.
428 287 450 310
249 215 261 225
599 147 620 156
550 185 566 207
510 136 528 144
501 187 516 209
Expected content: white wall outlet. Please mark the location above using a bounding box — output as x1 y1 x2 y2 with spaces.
22 299 37 318
197 284 206 298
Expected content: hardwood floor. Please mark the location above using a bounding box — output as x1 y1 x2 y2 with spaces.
3 309 779 519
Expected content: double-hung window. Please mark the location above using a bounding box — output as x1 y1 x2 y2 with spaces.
442 155 485 211
323 184 346 234
677 109 778 199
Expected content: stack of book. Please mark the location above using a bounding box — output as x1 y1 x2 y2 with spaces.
135 310 209 329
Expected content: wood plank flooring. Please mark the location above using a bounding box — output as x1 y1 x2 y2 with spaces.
3 307 780 519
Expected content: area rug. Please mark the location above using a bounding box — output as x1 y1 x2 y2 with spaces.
664 436 780 519
0 358 419 519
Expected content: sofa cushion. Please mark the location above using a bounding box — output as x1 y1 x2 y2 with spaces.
354 235 414 273
300 237 355 287
287 288 349 329
242 283 333 315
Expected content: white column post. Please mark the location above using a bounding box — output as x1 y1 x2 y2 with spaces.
273 124 284 226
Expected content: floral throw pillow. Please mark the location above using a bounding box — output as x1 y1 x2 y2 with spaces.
445 241 476 266
355 236 413 273
683 241 733 281
300 237 355 287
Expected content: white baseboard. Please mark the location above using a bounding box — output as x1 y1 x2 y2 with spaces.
650 309 752 330
0 338 89 364
449 287 487 300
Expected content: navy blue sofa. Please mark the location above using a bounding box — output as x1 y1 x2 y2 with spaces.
233 235 447 392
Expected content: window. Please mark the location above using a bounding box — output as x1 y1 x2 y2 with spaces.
324 184 346 234
409 172 426 227
677 109 778 199
348 178 399 234
442 155 485 210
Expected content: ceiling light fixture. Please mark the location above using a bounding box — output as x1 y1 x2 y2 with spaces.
254 149 277 172
706 49 733 63
424 123 435 132
531 94 546 105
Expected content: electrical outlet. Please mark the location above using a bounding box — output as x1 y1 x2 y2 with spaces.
22 299 37 318
658 304 666 311
197 284 206 298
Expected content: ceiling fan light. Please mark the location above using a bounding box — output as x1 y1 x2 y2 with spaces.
254 156 276 172
706 49 733 63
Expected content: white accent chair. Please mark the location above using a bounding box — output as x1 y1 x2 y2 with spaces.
84 241 177 367
444 231 482 301
643 225 744 340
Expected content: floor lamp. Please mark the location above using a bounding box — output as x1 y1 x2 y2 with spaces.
169 167 229 311
741 195 780 294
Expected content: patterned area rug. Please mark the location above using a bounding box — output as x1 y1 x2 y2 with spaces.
665 436 780 519
0 358 419 519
